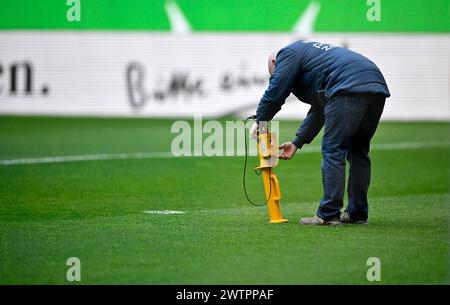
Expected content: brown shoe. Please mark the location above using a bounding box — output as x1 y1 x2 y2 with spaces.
299 215 342 226
340 211 368 224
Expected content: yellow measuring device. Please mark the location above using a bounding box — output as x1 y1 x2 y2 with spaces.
255 130 288 224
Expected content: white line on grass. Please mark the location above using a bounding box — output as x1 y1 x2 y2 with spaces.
143 210 185 215
0 141 447 166
0 152 173 166
301 141 449 153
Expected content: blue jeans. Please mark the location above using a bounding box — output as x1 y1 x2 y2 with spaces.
316 93 385 220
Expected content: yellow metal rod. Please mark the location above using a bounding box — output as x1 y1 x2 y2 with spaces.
256 131 288 224
261 168 288 224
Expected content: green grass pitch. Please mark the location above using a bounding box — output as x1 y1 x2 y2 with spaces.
0 116 448 284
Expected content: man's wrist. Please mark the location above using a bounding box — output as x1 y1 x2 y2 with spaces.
291 136 305 149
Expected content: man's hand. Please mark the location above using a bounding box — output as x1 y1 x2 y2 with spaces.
279 142 298 160
250 121 268 139
250 122 258 139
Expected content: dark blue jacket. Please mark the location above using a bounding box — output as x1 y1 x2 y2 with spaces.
256 40 390 148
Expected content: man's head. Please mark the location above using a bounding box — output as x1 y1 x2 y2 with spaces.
268 50 279 75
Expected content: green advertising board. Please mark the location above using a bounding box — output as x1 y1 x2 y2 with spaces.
0 0 448 32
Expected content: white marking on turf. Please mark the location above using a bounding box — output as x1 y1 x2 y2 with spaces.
143 210 185 215
0 141 447 166
300 141 449 153
0 152 173 166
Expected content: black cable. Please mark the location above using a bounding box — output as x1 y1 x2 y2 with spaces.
243 115 272 207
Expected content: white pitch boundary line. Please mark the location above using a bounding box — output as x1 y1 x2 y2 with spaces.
302 141 449 153
0 141 447 166
0 152 173 166
143 210 185 215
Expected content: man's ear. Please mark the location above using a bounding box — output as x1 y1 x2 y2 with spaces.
272 59 276 65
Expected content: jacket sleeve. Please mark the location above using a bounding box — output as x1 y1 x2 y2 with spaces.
291 105 324 149
256 48 300 122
